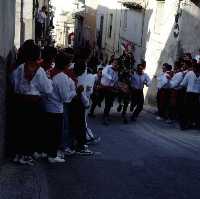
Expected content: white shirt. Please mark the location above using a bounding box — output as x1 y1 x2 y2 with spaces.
11 64 52 96
101 65 118 87
77 71 96 107
195 54 200 63
157 73 170 89
37 10 47 24
170 72 184 90
130 72 151 90
45 72 76 113
180 71 200 93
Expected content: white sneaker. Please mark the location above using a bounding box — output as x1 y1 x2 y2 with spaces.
41 153 47 158
166 119 173 124
76 149 94 156
13 154 20 163
87 137 101 145
84 145 89 149
64 148 76 156
156 116 163 121
48 156 66 163
33 152 42 160
19 156 35 166
57 150 65 159
19 156 27 165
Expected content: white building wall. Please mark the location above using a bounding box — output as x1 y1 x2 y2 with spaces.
143 0 179 104
178 1 200 56
97 0 121 59
97 0 200 105
145 0 200 105
15 0 35 49
15 0 22 49
23 0 34 41
119 6 144 65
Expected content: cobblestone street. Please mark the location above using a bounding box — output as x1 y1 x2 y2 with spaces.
1 109 200 199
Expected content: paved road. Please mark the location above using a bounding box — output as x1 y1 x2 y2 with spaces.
1 109 200 199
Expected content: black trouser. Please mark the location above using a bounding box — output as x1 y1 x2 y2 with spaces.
157 89 171 119
69 97 87 151
180 92 200 128
45 113 63 158
103 89 116 118
131 89 144 118
13 95 42 156
89 89 104 115
118 92 130 115
170 89 185 121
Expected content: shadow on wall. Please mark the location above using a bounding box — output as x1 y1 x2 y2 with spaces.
146 6 200 105
191 0 200 7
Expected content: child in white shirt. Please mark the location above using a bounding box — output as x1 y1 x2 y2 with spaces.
44 52 76 163
130 64 151 121
11 43 52 165
179 63 200 130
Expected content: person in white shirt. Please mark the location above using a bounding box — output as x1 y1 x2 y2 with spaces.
156 63 172 120
11 43 53 165
130 64 151 121
169 61 185 121
36 6 47 41
69 60 94 155
194 49 200 63
101 58 119 125
44 52 76 163
78 67 101 145
88 66 104 117
179 63 200 130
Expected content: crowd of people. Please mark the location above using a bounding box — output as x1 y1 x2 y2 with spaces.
8 40 100 165
156 53 200 130
89 51 200 131
7 39 200 166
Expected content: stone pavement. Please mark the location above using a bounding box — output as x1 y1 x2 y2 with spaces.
0 162 48 199
1 108 200 199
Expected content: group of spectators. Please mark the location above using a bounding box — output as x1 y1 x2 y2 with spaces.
7 39 200 165
156 52 200 130
8 40 100 165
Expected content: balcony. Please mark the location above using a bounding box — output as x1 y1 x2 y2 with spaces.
118 0 145 9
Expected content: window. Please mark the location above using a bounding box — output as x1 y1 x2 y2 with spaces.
108 14 113 38
154 1 165 34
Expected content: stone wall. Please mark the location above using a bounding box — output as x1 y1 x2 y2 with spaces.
0 0 16 159
145 0 200 105
144 0 179 105
96 0 200 106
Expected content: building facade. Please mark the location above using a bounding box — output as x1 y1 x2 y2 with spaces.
14 0 36 49
96 0 121 60
74 0 100 49
96 0 200 105
55 13 74 48
15 0 51 49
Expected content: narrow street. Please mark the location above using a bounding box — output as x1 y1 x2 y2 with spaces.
1 0 200 199
1 109 200 199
